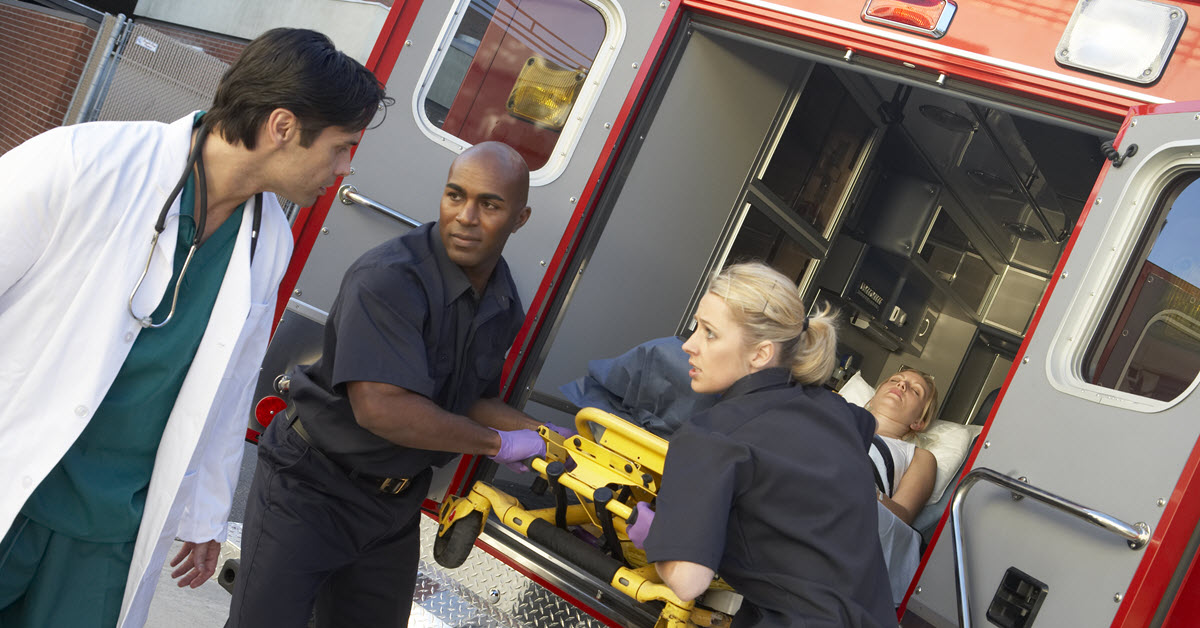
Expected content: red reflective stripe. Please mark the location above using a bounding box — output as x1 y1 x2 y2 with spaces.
445 454 486 500
1162 547 1200 627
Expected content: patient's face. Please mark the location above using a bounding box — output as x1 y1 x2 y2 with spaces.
871 370 930 429
682 293 757 394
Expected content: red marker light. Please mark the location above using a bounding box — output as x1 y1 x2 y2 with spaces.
254 395 288 428
862 0 957 38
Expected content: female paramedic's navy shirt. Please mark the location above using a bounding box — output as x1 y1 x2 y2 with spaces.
643 368 894 628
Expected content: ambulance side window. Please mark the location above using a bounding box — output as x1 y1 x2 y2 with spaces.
1083 173 1200 402
418 0 612 175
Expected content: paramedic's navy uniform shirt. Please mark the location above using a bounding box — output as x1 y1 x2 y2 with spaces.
643 368 894 628
287 222 524 477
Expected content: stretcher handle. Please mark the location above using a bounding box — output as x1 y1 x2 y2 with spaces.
575 407 669 459
529 457 635 523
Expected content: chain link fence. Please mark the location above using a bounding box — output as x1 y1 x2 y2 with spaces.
87 21 229 123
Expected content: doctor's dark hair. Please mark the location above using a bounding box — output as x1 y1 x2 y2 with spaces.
206 28 393 150
706 262 839 386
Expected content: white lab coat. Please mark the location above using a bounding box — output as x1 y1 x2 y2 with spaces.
0 114 293 626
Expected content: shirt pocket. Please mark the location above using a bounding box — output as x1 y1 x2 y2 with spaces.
475 352 505 387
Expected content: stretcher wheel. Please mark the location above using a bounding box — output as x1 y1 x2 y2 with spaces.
433 510 483 568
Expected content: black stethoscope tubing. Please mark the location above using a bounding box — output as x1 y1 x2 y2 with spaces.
128 119 263 328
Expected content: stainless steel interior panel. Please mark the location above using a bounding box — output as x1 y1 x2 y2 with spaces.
525 30 805 401
939 342 1012 426
981 266 1049 336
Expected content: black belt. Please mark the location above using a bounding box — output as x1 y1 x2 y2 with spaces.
290 417 413 496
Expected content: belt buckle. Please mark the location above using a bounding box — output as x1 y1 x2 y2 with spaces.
378 477 409 495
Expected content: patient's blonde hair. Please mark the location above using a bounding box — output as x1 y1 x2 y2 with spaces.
898 368 939 428
707 262 838 385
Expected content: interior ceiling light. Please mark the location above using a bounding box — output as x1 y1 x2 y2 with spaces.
1056 0 1187 84
861 0 957 39
1004 222 1046 242
506 57 587 131
919 104 976 133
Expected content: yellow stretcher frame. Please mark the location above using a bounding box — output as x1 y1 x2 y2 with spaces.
434 408 733 628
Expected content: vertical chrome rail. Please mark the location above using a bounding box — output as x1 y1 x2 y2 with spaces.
950 467 1151 627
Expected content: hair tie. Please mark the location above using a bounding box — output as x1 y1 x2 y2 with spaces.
802 316 810 333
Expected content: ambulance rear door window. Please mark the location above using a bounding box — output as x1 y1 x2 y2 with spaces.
1083 174 1200 402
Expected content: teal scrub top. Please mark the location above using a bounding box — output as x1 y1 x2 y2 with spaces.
22 146 245 544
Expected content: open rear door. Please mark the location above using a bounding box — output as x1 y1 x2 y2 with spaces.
269 0 674 504
906 100 1200 627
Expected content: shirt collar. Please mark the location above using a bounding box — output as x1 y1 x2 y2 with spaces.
722 367 794 401
428 222 515 310
430 224 476 304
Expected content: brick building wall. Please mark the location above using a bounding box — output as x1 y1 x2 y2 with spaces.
0 1 97 154
139 19 247 65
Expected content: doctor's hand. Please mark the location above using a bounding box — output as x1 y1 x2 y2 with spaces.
170 539 221 588
626 502 655 550
489 428 546 472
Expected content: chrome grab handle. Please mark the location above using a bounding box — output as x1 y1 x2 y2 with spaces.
950 467 1151 628
950 468 1147 624
337 184 421 229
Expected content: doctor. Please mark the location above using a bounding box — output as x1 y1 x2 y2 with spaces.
0 29 390 628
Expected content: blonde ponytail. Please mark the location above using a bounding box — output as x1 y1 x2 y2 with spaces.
706 262 840 385
789 302 839 385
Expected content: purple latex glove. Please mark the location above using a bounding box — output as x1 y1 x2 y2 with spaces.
489 428 546 472
626 502 655 550
544 422 577 439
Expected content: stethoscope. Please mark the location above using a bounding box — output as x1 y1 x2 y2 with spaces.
128 119 262 329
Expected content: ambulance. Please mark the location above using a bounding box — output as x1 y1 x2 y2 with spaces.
246 0 1200 625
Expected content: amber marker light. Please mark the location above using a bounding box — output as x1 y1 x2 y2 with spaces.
506 56 588 131
861 0 958 39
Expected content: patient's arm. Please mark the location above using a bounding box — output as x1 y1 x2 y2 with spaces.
880 447 936 525
656 560 715 602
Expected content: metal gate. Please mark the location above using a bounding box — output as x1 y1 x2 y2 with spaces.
71 18 229 124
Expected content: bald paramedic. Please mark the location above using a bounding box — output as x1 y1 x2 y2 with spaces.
228 141 552 628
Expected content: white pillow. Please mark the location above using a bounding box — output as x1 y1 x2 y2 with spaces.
839 373 981 504
915 420 982 504
839 371 876 407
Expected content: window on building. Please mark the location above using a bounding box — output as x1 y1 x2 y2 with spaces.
1083 173 1200 402
420 0 609 172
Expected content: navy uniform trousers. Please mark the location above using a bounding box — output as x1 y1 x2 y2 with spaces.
226 416 432 628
